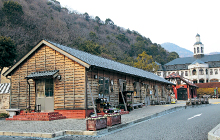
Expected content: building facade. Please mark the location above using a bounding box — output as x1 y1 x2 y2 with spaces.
4 40 174 118
165 73 198 100
157 34 220 84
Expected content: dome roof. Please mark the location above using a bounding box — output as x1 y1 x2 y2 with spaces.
196 33 200 37
194 42 203 45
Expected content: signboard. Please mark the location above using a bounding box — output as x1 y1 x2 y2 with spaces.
171 94 176 104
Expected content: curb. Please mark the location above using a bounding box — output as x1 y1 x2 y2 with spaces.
208 123 220 140
0 104 211 139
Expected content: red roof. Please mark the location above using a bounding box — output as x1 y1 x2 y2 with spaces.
195 82 220 88
165 72 181 79
165 72 197 87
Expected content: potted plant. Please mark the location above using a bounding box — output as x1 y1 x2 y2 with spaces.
86 115 107 131
25 106 32 113
104 113 121 127
0 113 9 120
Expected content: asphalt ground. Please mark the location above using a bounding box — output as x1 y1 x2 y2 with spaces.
0 99 220 140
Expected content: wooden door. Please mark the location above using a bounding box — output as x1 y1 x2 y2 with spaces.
36 79 54 112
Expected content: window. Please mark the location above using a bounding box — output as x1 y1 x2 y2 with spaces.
181 71 184 76
193 80 197 84
157 72 161 76
194 48 196 53
99 77 109 96
176 71 179 75
36 79 54 97
199 79 204 83
45 79 53 97
192 69 196 75
134 82 140 97
215 69 218 75
197 47 199 53
206 69 208 75
199 69 204 75
185 71 188 76
210 79 218 82
213 62 215 66
201 47 203 53
210 69 213 75
177 79 181 85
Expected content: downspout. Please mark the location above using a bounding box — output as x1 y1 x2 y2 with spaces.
27 79 30 109
85 70 88 117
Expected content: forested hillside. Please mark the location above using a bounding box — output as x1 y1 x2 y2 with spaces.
0 0 178 67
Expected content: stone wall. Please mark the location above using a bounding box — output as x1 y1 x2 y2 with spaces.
0 93 10 109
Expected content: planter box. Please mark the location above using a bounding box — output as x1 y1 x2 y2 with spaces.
107 115 121 126
86 117 107 131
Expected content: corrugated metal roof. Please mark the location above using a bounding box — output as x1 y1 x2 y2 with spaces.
0 83 10 94
47 40 174 85
165 54 220 65
26 70 59 79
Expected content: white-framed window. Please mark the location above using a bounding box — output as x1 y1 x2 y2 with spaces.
199 69 204 75
192 69 196 75
181 71 184 76
215 69 218 75
210 69 213 75
185 71 188 76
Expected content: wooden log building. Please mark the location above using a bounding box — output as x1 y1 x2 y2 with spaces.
3 40 174 118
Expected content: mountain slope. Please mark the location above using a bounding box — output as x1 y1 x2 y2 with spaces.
0 0 177 66
161 42 193 58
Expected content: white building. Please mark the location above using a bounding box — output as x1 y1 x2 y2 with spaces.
157 34 220 83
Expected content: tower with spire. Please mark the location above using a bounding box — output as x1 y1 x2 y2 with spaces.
193 33 204 58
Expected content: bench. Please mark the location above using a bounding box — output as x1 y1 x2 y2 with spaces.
6 109 20 118
160 101 166 105
132 103 143 109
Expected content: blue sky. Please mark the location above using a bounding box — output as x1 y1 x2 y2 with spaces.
58 0 220 54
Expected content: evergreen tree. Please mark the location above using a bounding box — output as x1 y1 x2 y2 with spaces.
0 36 16 83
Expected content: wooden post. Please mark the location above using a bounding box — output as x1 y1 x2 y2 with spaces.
120 92 127 111
87 83 97 117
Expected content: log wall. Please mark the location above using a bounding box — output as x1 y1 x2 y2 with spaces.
10 44 170 111
87 68 170 108
10 45 86 110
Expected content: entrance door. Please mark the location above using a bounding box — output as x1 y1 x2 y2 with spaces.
177 88 188 100
36 79 54 112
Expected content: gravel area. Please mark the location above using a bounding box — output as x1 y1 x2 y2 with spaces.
0 119 86 133
0 101 186 133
